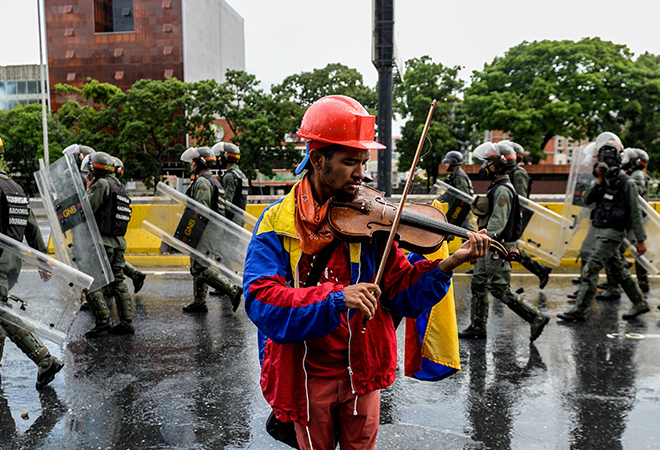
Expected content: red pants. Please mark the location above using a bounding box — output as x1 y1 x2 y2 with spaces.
294 377 381 450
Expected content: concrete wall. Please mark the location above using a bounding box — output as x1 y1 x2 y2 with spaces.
182 0 245 83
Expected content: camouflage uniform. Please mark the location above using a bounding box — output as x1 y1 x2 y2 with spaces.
464 174 548 340
0 169 63 387
185 172 240 311
440 166 473 231
600 168 651 297
221 165 249 227
559 170 649 321
86 175 133 334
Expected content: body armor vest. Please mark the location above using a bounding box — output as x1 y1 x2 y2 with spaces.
446 168 474 196
94 177 132 237
591 174 631 232
0 177 29 242
224 167 249 219
197 172 224 215
486 178 523 242
509 165 533 197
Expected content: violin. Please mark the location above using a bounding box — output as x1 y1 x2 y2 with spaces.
328 184 519 261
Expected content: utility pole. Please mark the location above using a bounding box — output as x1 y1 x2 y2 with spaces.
372 0 393 196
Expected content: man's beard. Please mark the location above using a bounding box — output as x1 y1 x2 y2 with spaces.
322 160 359 202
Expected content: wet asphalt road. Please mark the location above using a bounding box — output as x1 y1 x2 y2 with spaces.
1 269 660 450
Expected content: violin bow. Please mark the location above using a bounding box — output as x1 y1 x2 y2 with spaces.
363 99 437 333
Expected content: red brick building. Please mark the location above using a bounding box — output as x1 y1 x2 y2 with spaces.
45 0 245 108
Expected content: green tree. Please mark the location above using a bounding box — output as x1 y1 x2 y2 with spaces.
621 52 660 170
0 104 70 194
464 38 636 160
394 56 465 187
219 70 300 180
108 78 191 189
272 63 378 133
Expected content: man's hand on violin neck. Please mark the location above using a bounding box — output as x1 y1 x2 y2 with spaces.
438 229 491 274
344 283 381 321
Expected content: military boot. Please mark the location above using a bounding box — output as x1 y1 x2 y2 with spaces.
501 293 549 342
595 289 621 301
110 295 135 335
557 285 594 322
36 355 64 389
85 292 112 337
538 266 552 290
230 286 243 313
9 328 50 367
132 271 146 294
458 294 488 339
620 276 650 320
184 278 208 313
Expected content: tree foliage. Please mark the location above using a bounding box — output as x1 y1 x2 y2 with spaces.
464 38 636 161
393 56 466 187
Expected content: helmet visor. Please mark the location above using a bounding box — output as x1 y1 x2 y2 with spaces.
181 147 197 163
471 142 497 164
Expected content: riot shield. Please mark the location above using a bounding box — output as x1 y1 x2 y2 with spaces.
220 195 258 232
430 180 476 230
622 196 660 275
141 182 252 285
432 180 569 266
559 143 598 261
0 233 93 345
35 155 114 292
517 196 571 267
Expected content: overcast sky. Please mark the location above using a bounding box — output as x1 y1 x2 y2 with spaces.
3 1 660 93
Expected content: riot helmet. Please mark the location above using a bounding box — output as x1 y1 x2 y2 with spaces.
113 156 125 178
511 142 525 161
81 152 116 176
181 146 216 173
622 148 649 171
211 142 241 168
442 150 464 166
595 132 623 157
472 142 517 179
63 144 96 166
596 140 622 169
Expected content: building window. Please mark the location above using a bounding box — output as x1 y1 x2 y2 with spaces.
94 0 134 33
557 137 564 149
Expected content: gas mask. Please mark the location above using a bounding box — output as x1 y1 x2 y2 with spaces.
479 161 496 180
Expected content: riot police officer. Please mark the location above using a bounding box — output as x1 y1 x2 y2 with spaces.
503 140 552 289
63 144 95 186
595 148 652 300
0 137 64 388
438 150 473 231
82 152 135 336
213 142 249 226
460 142 550 341
112 157 146 294
558 135 650 322
180 147 242 313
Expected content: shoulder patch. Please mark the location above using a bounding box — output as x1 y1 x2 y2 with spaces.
497 197 506 207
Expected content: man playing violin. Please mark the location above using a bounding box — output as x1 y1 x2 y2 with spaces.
243 95 491 450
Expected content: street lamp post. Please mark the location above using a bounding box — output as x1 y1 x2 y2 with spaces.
37 0 49 166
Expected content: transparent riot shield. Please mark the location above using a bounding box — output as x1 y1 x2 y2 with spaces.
220 196 258 233
430 180 476 230
559 143 598 261
517 196 571 267
34 155 114 292
0 233 93 345
432 180 569 266
622 196 660 275
141 182 252 285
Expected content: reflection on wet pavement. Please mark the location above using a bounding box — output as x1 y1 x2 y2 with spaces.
0 271 658 449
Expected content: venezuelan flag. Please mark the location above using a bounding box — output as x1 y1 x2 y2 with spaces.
404 201 461 381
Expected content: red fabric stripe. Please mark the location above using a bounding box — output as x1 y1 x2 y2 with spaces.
250 275 339 309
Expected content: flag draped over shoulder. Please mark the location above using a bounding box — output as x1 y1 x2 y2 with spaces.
404 200 461 381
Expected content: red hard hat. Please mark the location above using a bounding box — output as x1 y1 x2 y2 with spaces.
295 95 385 174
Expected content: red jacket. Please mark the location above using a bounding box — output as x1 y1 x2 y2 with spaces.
244 184 452 425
